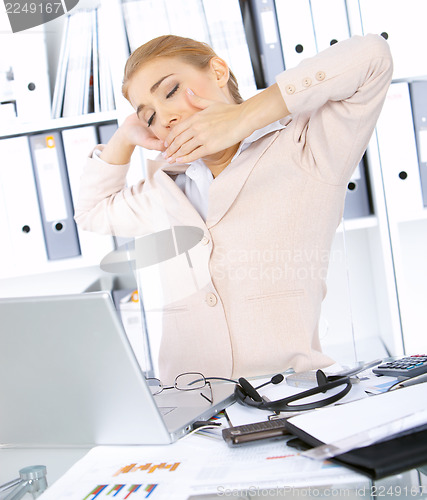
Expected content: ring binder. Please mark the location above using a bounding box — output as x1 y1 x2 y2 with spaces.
0 136 47 277
29 131 81 261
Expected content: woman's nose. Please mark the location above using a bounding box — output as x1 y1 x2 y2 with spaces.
166 117 178 129
159 110 179 129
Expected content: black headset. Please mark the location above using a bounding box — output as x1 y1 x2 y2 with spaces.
234 372 352 412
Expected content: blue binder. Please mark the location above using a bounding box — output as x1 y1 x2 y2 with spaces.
343 157 373 219
245 0 285 88
29 131 81 260
409 80 427 207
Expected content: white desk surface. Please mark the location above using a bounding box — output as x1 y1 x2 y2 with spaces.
0 447 91 486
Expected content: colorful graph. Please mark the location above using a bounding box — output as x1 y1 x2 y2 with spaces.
82 484 157 499
107 484 125 496
83 485 108 500
114 462 180 476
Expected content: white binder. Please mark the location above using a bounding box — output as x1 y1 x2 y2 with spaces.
202 0 231 66
164 0 210 44
62 9 93 117
375 82 424 220
0 28 51 125
274 0 317 69
121 0 144 51
29 132 81 260
122 0 170 52
0 136 47 277
310 0 350 52
203 0 257 98
61 126 115 264
358 0 427 79
97 4 116 112
0 182 14 279
91 8 100 114
51 14 71 119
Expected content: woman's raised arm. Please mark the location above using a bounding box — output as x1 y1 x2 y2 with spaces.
162 83 290 164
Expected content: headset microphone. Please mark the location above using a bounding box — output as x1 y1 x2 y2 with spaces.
238 373 286 402
254 374 285 390
270 374 284 385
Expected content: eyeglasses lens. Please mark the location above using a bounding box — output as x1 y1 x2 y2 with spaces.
175 372 206 391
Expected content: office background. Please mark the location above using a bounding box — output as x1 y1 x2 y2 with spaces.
0 0 426 367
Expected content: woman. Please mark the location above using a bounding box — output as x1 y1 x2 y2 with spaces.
75 34 393 382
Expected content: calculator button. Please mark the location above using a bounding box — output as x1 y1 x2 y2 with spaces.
373 355 427 378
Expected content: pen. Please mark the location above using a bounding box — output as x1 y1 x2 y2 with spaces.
393 372 427 389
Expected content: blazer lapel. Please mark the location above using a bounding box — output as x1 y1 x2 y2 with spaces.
145 158 207 228
145 128 280 231
206 130 281 229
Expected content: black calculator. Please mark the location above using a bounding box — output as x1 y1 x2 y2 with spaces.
372 355 427 378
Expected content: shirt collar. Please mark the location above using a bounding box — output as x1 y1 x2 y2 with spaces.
232 119 287 160
185 159 213 182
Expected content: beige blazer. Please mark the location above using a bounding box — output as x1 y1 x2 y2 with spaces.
75 34 393 382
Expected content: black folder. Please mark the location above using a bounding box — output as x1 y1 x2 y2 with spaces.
286 424 427 480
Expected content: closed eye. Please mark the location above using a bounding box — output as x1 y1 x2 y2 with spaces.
147 112 155 127
147 84 178 126
167 84 179 99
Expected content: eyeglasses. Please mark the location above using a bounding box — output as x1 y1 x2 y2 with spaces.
147 372 213 404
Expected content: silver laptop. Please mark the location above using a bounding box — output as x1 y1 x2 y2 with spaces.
0 292 235 446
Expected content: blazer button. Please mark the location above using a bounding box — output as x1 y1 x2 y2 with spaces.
316 71 326 81
285 84 296 95
201 236 210 245
302 77 312 87
206 293 218 307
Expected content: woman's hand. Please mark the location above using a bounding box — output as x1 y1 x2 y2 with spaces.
99 113 164 165
163 90 250 164
120 113 165 151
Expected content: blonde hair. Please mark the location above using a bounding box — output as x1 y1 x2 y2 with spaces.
122 35 243 104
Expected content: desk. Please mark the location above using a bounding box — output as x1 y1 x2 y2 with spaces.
1 440 426 500
2 373 427 499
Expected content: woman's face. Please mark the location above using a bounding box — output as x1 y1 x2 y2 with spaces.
127 56 230 142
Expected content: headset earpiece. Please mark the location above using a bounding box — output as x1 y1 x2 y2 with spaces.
238 377 263 402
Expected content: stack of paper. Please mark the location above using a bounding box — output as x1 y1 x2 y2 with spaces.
286 383 427 459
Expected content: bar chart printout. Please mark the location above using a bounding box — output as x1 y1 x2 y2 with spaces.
37 440 368 500
83 483 157 499
81 461 181 499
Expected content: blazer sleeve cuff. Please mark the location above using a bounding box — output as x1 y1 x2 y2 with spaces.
275 33 393 115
